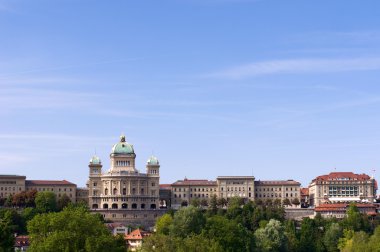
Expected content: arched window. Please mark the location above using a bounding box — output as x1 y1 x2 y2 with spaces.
103 203 108 209
150 204 156 209
92 204 98 209
112 203 118 209
132 203 137 209
141 204 145 209
113 188 117 195
141 188 144 195
122 203 128 209
123 188 127 195
104 188 108 195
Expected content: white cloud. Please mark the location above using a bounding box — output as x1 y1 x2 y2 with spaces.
206 57 380 79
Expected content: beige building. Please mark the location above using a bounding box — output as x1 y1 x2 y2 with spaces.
0 175 76 202
217 176 255 200
0 175 26 198
254 180 301 204
309 172 377 207
25 180 77 202
87 135 164 226
170 176 301 207
171 179 217 208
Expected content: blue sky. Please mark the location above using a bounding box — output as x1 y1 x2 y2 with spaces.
1 0 380 188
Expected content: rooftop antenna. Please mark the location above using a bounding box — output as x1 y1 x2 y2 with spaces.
371 169 376 179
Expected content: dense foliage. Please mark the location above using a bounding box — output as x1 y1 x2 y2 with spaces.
142 200 380 252
27 205 126 252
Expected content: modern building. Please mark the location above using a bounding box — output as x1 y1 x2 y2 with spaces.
86 135 165 226
309 172 377 206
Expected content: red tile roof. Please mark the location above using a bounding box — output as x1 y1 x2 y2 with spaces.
159 184 171 189
26 180 76 186
301 188 309 196
172 179 217 186
125 229 150 240
315 203 377 212
313 172 371 182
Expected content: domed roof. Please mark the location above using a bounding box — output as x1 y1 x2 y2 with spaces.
147 155 159 165
111 135 134 155
89 155 101 165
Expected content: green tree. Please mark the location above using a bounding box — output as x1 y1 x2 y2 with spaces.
282 198 291 207
299 218 318 252
190 198 200 207
155 214 173 235
291 198 300 207
35 191 57 213
0 214 15 252
27 205 125 252
169 206 206 238
203 215 252 251
57 194 71 211
254 219 286 252
340 231 370 252
208 194 218 214
284 220 299 252
323 223 342 252
342 203 367 232
200 198 208 207
368 226 380 251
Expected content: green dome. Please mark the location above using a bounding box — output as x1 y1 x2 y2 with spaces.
111 135 135 155
147 155 159 165
90 155 101 165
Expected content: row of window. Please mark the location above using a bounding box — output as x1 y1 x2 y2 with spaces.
0 187 21 191
0 181 17 184
94 203 157 210
173 193 216 198
173 187 217 192
103 213 159 219
115 160 131 166
100 197 157 202
256 192 297 198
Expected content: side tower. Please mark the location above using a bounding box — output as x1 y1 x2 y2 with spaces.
147 156 160 209
88 155 102 209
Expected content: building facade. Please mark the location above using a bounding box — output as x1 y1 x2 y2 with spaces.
0 175 26 198
170 176 301 207
254 180 301 205
217 176 255 200
0 175 76 202
87 135 164 226
309 172 377 207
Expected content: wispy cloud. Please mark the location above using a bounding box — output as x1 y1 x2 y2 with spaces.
206 57 380 79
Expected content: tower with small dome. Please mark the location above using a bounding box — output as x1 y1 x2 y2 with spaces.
87 134 163 226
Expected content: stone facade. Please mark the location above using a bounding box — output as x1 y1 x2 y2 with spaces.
87 135 163 224
217 176 255 200
170 179 217 209
254 180 301 204
170 176 301 207
0 175 26 198
0 175 76 202
309 172 377 206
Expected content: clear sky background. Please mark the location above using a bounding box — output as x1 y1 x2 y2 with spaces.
1 0 380 188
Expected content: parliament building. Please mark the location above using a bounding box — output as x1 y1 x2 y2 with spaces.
87 135 165 226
